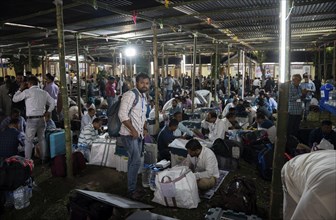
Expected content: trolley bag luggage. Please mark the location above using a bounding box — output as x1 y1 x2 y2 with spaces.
51 154 66 177
49 130 66 158
89 138 116 168
72 152 86 175
152 166 200 209
257 144 273 181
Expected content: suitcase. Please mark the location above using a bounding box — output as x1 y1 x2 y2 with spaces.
49 130 67 159
89 139 116 168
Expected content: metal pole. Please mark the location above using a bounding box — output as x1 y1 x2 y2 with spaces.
215 42 218 102
153 23 160 134
318 46 321 80
191 34 197 113
324 44 327 81
0 57 4 77
55 0 73 178
227 44 231 95
161 44 165 77
270 0 291 218
75 33 82 119
28 42 32 72
242 50 245 99
333 41 336 80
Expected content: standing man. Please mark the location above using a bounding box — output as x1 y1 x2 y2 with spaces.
44 73 59 121
300 73 316 121
287 74 308 139
13 76 55 161
118 73 150 200
165 74 174 102
105 76 116 109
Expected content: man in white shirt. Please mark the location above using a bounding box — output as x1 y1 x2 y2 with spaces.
78 118 102 161
184 139 219 191
118 73 150 200
80 107 96 131
282 150 336 220
201 111 226 142
13 76 55 160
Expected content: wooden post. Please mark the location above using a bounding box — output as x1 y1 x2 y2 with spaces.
0 57 4 77
242 50 245 99
318 46 321 80
215 42 218 102
191 34 197 113
75 33 82 119
333 41 336 80
55 0 73 178
227 44 231 95
153 23 160 134
161 43 165 77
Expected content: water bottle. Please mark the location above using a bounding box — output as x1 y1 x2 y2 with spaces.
141 164 150 188
13 186 25 210
149 167 160 191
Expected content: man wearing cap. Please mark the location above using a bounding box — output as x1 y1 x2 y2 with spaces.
300 73 316 121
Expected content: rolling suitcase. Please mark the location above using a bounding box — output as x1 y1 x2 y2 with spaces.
49 130 66 158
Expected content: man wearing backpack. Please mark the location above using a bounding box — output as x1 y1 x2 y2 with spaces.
118 73 150 200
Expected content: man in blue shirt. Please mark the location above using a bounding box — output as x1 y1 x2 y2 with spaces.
157 119 179 161
0 118 25 158
0 108 26 132
287 74 308 138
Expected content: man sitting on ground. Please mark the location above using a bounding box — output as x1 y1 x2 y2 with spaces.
157 119 179 161
169 98 182 116
77 118 102 161
0 108 26 132
173 111 202 138
0 118 25 158
308 120 336 149
255 112 276 144
201 111 226 142
80 107 96 131
184 139 219 191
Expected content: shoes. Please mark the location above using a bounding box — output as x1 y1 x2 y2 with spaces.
128 189 145 201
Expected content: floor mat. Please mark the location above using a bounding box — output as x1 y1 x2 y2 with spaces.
200 170 229 199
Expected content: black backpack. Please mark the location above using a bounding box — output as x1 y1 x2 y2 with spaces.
212 139 243 171
107 89 139 137
220 177 258 215
257 144 274 181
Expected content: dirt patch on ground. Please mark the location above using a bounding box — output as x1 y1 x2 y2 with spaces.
1 159 271 220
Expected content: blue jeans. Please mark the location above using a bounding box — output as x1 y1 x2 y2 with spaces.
166 90 173 102
107 96 116 110
120 136 143 193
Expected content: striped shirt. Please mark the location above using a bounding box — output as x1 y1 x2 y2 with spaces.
78 124 99 147
13 85 55 117
118 89 147 138
288 82 303 115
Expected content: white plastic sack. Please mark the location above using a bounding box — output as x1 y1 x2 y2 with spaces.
89 138 116 167
315 138 334 150
152 166 200 209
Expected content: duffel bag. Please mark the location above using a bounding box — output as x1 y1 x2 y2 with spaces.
152 166 200 209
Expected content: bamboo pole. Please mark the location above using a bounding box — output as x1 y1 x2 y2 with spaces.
270 0 291 218
153 23 160 134
318 46 321 80
55 0 73 178
165 55 169 77
191 34 197 113
242 50 245 99
0 57 4 77
75 33 82 119
161 44 165 77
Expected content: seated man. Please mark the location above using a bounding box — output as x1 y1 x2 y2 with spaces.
80 107 96 131
184 139 219 191
201 111 226 142
255 112 276 144
222 98 238 117
0 108 26 132
173 112 202 138
282 150 336 220
77 118 102 161
0 118 25 158
308 120 336 149
157 119 179 161
169 99 182 116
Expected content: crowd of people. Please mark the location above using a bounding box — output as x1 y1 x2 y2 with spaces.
0 70 335 218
